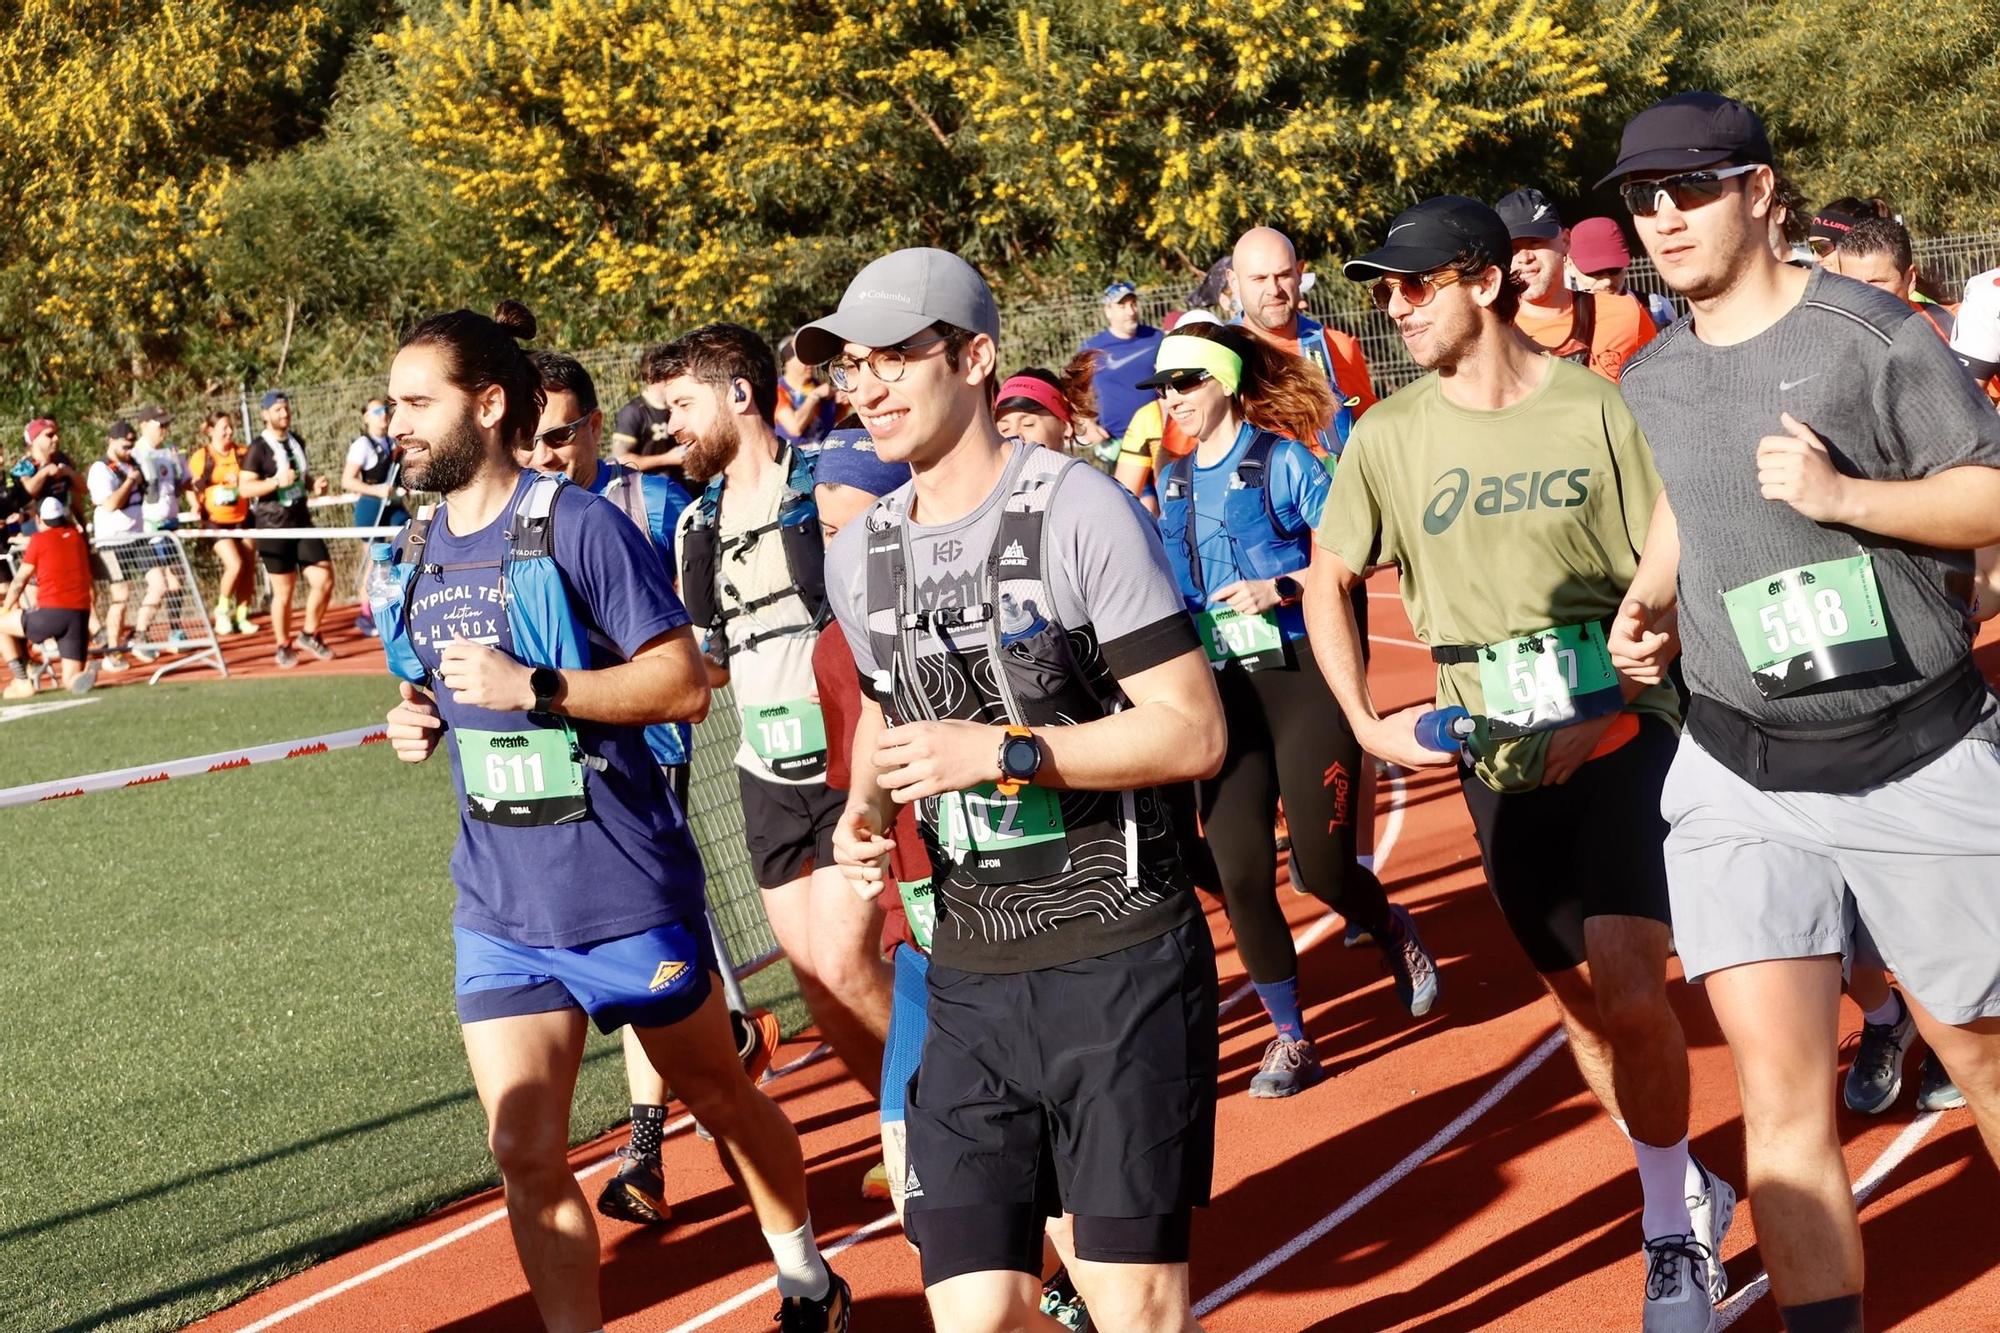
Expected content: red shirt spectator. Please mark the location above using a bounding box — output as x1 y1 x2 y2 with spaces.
23 520 92 611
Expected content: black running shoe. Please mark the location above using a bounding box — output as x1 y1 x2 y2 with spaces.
594 1146 672 1226
775 1270 851 1332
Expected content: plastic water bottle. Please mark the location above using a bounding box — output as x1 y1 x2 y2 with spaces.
366 544 423 683
1415 705 1476 753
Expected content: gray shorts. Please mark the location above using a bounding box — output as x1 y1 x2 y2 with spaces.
1660 732 2000 1024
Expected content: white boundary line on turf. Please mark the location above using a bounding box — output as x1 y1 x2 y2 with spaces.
656 1211 904 1333
1192 1027 1571 1316
226 1043 834 1332
1217 768 1409 1017
1714 1109 1944 1328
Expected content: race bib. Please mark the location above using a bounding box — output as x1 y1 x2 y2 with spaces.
1721 555 1894 699
1197 606 1289 672
739 698 828 779
897 876 936 952
455 725 588 827
1475 621 1622 739
935 783 1070 885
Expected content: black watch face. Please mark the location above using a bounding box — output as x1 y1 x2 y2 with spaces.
1002 735 1040 780
532 668 559 704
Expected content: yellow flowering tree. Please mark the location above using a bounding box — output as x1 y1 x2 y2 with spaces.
375 0 1678 330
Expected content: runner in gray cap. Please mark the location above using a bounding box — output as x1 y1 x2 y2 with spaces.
814 247 1229 1332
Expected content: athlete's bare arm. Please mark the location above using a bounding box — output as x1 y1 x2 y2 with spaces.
1610 492 1682 685
832 698 899 895
433 625 710 728
1303 543 1449 771
1759 416 2000 548
868 646 1225 803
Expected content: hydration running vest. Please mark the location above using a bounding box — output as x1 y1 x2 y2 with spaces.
1292 317 1360 454
378 472 593 687
1154 428 1312 603
678 445 826 661
860 441 1186 964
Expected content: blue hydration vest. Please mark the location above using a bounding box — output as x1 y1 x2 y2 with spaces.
1155 428 1313 604
377 473 591 686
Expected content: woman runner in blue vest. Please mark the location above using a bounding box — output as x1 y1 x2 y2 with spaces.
1146 322 1440 1097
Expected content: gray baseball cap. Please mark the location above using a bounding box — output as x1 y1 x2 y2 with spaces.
792 248 1000 365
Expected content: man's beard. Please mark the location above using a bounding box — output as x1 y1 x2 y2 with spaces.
404 410 486 496
1245 297 1295 333
680 418 741 483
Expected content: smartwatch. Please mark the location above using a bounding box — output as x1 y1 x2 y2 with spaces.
529 666 563 714
994 725 1042 797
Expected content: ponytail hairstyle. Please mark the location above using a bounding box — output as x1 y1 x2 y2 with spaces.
996 348 1101 428
398 300 544 448
1168 321 1334 448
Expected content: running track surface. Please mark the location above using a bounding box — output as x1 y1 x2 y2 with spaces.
193 581 2000 1332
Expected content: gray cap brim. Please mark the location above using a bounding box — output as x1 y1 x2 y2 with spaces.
793 308 936 367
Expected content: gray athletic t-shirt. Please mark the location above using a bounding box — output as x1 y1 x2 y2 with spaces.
824 442 1204 972
1621 267 2000 726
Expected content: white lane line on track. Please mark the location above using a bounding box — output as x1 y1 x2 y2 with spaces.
1192 1027 1571 1317
1714 1110 1944 1328
1369 633 1430 652
657 1211 904 1333
1217 767 1409 1018
226 1043 834 1332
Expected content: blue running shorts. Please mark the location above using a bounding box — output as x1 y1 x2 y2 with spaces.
454 917 714 1033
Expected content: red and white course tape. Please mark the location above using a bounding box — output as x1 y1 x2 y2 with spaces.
0 725 388 810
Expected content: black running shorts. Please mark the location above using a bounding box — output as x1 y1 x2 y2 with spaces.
736 768 843 889
255 535 330 575
23 607 90 662
904 914 1220 1287
1457 715 1675 973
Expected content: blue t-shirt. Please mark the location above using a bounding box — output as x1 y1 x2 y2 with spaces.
1189 425 1327 641
408 471 705 948
589 462 694 767
1082 326 1165 438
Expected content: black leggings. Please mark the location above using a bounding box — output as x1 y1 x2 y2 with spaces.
1198 642 1391 984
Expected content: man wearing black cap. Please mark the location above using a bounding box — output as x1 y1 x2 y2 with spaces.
1303 194 1735 1333
809 247 1228 1332
1497 186 1657 382
243 390 335 668
1605 92 2000 1333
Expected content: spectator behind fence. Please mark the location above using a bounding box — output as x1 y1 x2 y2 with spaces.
773 336 839 447
16 418 83 532
610 343 691 487
1077 280 1165 446
243 390 335 669
344 398 407 637
88 420 174 670
2 497 98 697
1565 217 1679 330
191 410 258 636
132 405 189 533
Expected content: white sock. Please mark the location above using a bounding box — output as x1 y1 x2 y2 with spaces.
1633 1134 1695 1239
1862 991 1903 1027
1357 854 1376 872
763 1216 830 1302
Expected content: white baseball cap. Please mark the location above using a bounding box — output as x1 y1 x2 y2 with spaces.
38 496 66 523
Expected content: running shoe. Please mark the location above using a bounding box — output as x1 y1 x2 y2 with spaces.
68 665 98 695
1342 919 1374 949
1916 1051 1966 1111
213 601 233 635
1843 997 1916 1114
2 677 34 700
1381 904 1439 1018
129 642 159 664
595 1145 672 1226
234 605 256 635
100 652 130 674
274 644 299 670
1041 1267 1091 1331
861 1161 892 1201
697 1008 782 1144
296 632 335 661
775 1270 851 1332
1641 1232 1721 1333
1687 1158 1737 1302
1249 1035 1324 1098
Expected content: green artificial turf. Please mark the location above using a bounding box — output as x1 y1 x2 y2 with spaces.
0 680 803 1332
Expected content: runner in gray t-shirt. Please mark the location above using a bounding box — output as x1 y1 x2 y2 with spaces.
1603 93 2000 1333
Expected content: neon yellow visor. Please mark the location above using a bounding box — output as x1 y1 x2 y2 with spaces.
1137 335 1243 394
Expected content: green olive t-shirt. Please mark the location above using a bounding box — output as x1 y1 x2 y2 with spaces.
1315 356 1678 792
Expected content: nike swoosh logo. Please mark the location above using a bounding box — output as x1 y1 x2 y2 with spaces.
1387 223 1417 238
1103 348 1151 370
1779 375 1818 391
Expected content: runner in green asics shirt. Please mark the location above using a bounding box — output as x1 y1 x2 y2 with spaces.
1302 195 1734 1333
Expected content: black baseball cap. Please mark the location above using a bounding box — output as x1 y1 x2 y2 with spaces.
1343 196 1512 279
1597 92 1773 187
1496 188 1563 241
106 420 135 442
